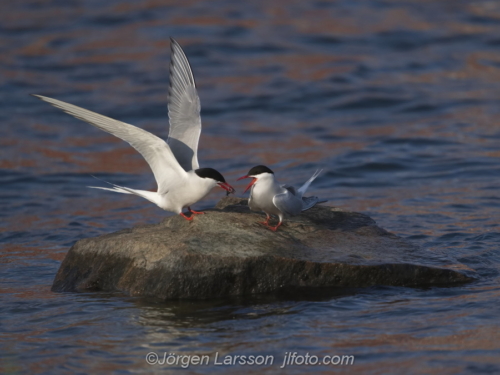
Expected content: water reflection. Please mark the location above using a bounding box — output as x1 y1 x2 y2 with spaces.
136 287 361 326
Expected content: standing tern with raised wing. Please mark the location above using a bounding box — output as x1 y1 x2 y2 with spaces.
33 38 234 221
237 165 323 231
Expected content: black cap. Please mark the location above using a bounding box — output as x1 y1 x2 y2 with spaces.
195 168 226 183
247 165 274 176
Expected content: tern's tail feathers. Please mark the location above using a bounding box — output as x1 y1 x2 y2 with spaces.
89 186 133 194
297 169 323 198
301 196 327 211
88 180 161 206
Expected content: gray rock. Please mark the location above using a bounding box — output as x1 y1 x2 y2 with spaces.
52 197 473 299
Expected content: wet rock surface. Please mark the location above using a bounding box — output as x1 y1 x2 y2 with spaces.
52 197 473 299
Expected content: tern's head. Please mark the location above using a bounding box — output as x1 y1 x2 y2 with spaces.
237 165 274 193
195 168 235 194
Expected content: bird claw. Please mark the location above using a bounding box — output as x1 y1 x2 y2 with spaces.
180 208 204 221
180 213 194 221
267 223 282 232
257 215 281 231
259 215 271 226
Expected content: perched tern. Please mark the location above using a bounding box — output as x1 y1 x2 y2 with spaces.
237 165 323 231
33 38 235 221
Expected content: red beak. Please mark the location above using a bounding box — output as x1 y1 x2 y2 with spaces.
237 175 257 193
217 182 235 194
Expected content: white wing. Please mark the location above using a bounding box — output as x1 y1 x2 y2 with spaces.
33 95 186 195
167 38 201 172
297 169 322 198
273 191 303 216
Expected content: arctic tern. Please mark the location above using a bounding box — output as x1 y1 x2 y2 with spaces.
33 38 235 221
237 165 323 231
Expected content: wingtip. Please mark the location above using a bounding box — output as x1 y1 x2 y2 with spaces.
169 37 181 59
168 36 196 91
170 37 180 50
31 94 52 103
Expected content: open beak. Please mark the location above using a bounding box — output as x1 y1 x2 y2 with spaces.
237 175 257 193
217 182 235 194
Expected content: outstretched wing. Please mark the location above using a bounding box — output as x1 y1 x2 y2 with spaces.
33 95 186 195
167 38 201 172
273 191 303 216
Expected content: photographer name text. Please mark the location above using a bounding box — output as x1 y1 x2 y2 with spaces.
146 351 354 368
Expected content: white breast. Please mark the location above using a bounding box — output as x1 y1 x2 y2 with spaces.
249 174 284 217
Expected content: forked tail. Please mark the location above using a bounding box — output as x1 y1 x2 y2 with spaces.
297 169 323 198
88 176 161 206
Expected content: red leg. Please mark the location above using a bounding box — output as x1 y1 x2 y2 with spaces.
259 214 271 226
268 221 282 232
188 207 205 215
180 212 193 221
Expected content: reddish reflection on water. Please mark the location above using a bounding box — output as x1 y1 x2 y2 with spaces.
2 0 500 373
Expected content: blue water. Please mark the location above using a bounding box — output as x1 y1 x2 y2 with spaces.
2 0 500 373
